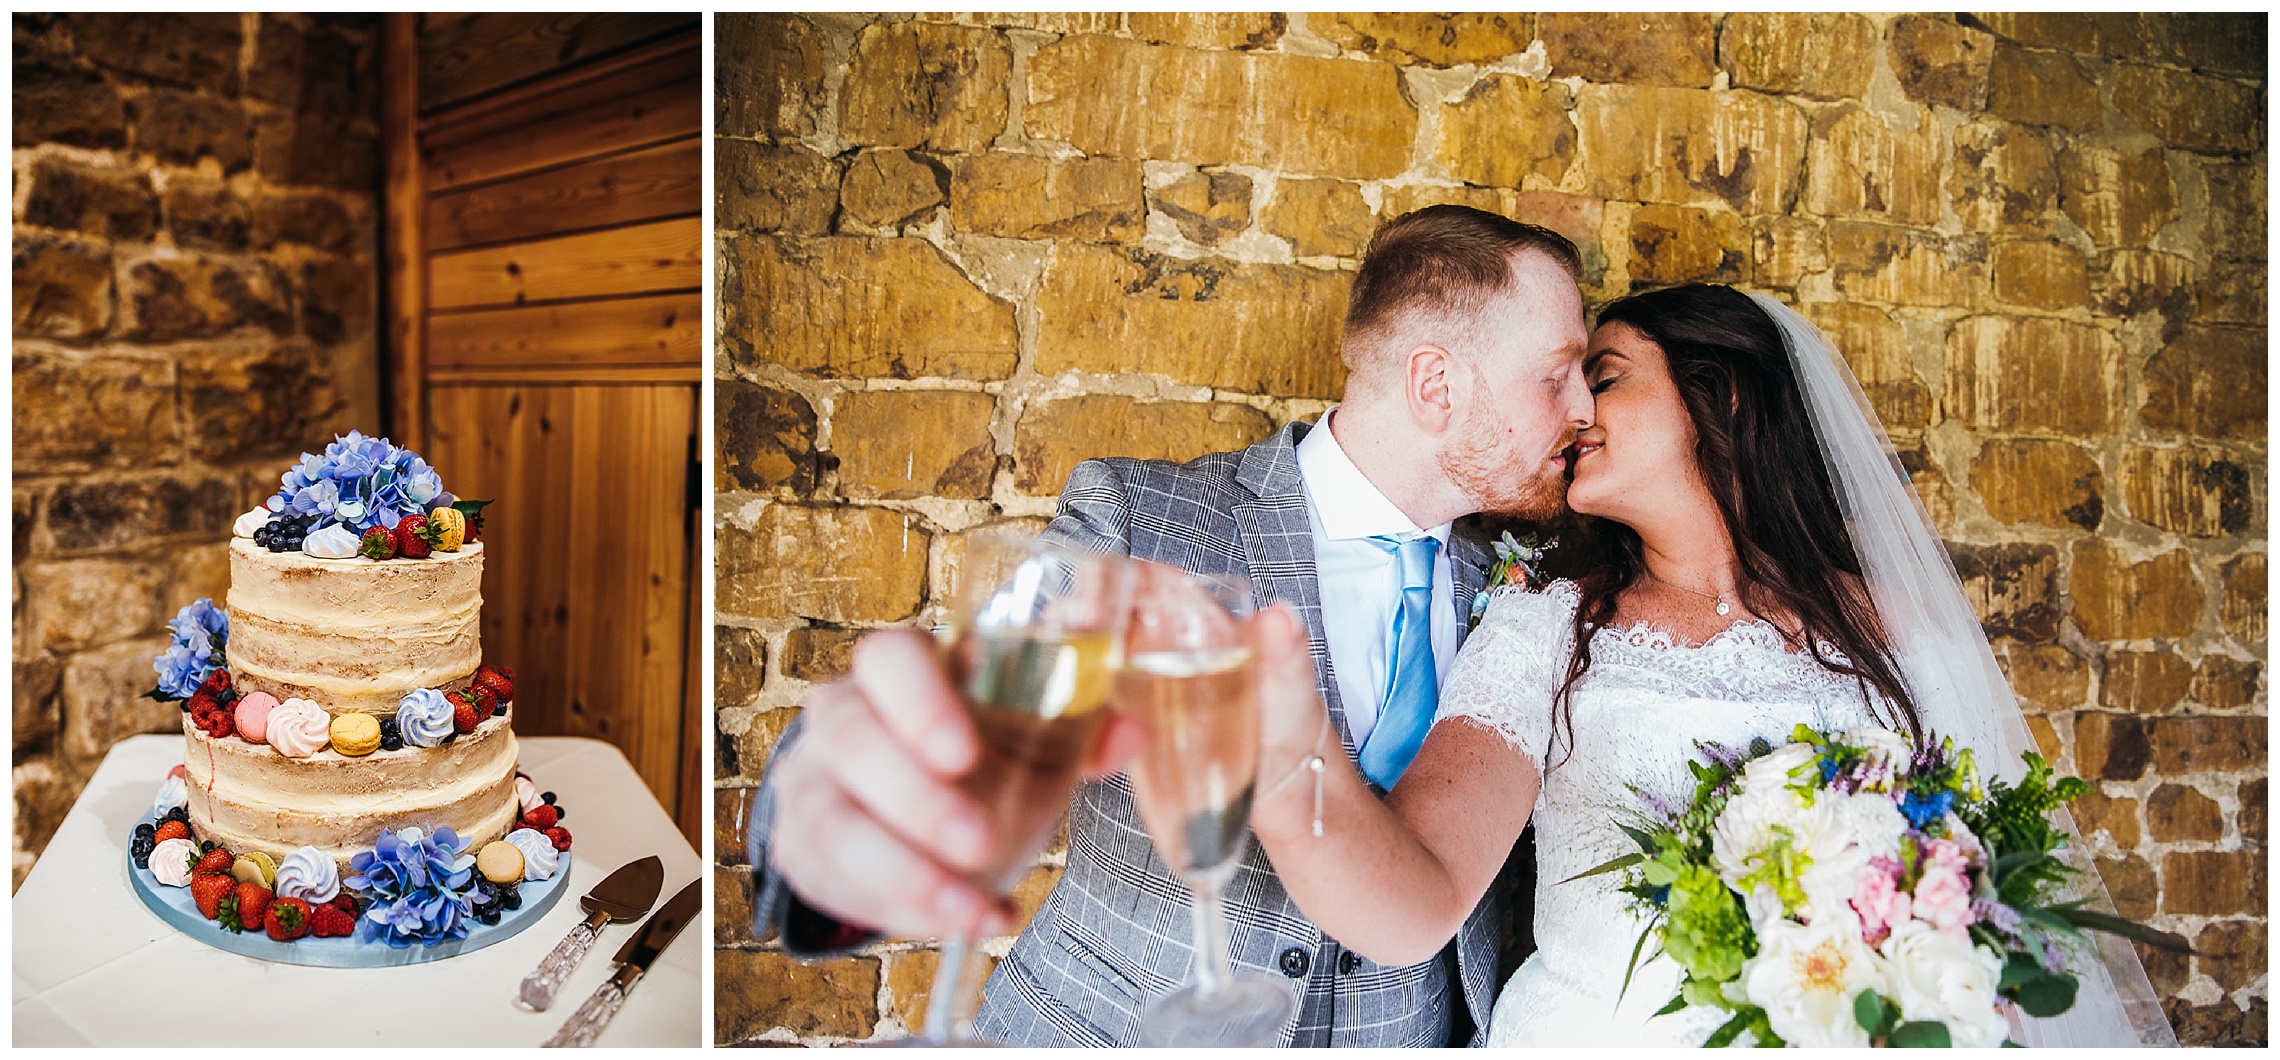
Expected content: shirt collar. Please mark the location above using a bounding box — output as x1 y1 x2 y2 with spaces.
1295 407 1453 545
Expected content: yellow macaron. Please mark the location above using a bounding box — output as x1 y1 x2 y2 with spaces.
477 840 525 885
330 711 382 756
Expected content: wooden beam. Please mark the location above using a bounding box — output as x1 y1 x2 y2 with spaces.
425 137 702 252
427 216 701 310
418 13 698 114
379 12 427 451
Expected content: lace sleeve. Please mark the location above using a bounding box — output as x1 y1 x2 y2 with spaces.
1433 581 1582 767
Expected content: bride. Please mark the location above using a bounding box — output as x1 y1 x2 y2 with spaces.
1244 284 2174 1047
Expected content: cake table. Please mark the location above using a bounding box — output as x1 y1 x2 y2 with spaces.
13 735 702 1047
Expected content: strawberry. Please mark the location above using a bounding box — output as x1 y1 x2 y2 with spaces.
473 664 516 704
266 896 311 941
358 526 397 560
194 846 236 876
451 696 480 734
220 882 272 934
543 826 571 851
451 685 496 723
192 873 236 920
521 804 559 830
153 819 191 846
310 903 357 938
393 513 432 559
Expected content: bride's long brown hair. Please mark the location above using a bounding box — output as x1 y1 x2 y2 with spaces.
1545 284 1922 768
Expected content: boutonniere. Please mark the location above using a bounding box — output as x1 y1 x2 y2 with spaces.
1470 530 1558 625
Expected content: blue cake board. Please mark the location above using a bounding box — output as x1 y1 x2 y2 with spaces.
128 812 571 968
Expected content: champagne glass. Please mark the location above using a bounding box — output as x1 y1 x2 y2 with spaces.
1123 569 1300 1047
911 530 1138 1045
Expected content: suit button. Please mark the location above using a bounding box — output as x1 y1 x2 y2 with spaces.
1339 951 1363 975
1278 947 1311 978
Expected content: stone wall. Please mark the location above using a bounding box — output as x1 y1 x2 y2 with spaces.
12 13 381 888
714 12 2267 1045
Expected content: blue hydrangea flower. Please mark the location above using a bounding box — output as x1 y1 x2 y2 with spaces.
346 826 479 947
265 432 452 536
152 598 228 699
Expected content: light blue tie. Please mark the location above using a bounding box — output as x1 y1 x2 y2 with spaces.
1359 534 1439 790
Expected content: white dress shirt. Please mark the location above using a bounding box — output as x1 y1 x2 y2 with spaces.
1293 408 1458 748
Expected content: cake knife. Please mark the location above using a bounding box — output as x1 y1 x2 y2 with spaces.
519 854 664 1011
541 880 700 1048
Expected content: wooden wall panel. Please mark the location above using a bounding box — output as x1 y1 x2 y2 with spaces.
428 293 701 371
423 45 699 192
418 12 698 113
428 218 701 309
426 138 702 251
425 385 697 813
387 24 701 844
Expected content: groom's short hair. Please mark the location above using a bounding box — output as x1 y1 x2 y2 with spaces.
1342 205 1581 371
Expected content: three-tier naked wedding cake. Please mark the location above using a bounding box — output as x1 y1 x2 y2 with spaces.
134 432 571 950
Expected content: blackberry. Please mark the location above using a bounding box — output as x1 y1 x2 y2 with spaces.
164 805 190 825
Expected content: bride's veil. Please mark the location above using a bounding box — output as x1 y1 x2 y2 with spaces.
1750 293 2179 1047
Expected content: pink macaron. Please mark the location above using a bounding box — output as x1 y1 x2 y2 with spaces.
235 691 281 745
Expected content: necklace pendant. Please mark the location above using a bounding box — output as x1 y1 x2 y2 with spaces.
1716 599 1731 616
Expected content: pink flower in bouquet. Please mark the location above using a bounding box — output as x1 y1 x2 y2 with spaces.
1911 839 1974 941
1849 856 1911 946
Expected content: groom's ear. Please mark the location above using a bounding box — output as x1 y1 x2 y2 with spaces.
1406 343 1458 433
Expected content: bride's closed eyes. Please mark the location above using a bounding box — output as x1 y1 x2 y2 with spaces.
1585 349 1628 395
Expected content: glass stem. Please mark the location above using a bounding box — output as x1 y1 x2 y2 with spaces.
1189 880 1236 996
921 934 990 1042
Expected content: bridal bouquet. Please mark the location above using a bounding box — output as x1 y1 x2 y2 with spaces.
1583 725 2179 1047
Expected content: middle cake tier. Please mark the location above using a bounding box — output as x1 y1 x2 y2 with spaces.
181 712 521 869
225 538 485 715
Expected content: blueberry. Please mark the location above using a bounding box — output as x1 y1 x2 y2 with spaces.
540 792 557 805
266 538 287 553
552 806 565 822
500 886 522 911
135 822 155 837
378 717 399 736
165 806 189 824
379 734 402 752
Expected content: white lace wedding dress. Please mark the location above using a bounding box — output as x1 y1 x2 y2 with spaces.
1439 580 1886 1047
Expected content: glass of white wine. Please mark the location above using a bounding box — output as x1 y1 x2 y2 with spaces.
913 530 1138 1045
1123 568 1300 1047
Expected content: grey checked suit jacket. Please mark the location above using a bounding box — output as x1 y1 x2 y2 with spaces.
753 422 1507 1046
974 422 1504 1047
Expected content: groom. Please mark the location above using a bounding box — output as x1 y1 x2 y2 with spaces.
755 205 1594 1046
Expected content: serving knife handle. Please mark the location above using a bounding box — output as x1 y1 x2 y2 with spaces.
542 968 638 1048
521 913 604 1011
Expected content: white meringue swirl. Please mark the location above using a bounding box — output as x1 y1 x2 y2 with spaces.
397 688 455 748
150 837 199 886
266 698 332 758
504 828 560 881
302 522 363 559
152 775 187 817
233 506 272 539
274 845 341 904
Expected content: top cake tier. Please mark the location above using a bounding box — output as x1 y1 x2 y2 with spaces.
227 538 484 716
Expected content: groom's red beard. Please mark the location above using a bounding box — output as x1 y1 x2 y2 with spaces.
1438 415 1574 521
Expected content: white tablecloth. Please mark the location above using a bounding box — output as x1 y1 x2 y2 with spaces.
13 734 702 1047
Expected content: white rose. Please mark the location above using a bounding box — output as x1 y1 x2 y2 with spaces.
1712 744 1819 880
1879 920 2010 1047
1741 914 1886 1047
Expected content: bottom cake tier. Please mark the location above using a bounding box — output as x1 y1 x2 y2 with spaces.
181 713 520 868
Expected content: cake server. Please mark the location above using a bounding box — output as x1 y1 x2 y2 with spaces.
541 879 700 1048
519 854 664 1011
